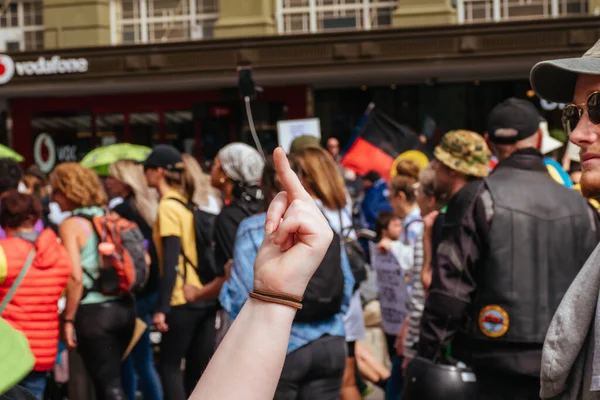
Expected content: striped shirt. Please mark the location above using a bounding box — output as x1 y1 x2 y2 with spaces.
404 234 426 358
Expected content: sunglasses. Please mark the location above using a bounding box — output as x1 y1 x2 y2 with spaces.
562 91 600 136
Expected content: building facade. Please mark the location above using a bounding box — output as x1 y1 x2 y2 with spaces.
0 0 598 168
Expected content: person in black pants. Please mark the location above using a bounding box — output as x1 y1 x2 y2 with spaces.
50 163 137 400
75 297 136 400
143 146 221 400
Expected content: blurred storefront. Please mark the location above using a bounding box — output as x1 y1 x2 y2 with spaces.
0 16 598 169
9 87 306 171
314 80 569 149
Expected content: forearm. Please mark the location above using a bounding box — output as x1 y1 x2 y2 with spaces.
64 276 83 320
156 236 180 314
421 230 433 292
191 277 226 301
190 298 295 400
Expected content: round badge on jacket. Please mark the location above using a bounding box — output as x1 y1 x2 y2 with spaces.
478 305 509 338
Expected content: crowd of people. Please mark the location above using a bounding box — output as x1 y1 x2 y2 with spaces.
5 37 600 400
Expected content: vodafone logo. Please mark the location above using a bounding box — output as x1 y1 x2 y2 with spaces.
0 55 15 85
34 133 57 173
0 54 88 85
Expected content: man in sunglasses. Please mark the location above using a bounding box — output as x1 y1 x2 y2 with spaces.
414 100 598 399
531 38 600 399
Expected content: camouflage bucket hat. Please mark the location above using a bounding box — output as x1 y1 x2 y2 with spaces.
434 130 491 178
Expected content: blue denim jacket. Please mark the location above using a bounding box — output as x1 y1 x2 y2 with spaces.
219 213 355 354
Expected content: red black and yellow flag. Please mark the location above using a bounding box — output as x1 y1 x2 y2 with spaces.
341 107 418 181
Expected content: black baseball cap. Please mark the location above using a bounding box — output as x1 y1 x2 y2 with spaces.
487 98 541 144
364 171 381 183
141 145 183 171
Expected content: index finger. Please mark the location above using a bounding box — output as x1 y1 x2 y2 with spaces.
273 147 311 202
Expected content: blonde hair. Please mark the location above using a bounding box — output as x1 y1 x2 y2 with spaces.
295 146 347 210
181 154 222 209
109 160 159 226
49 163 107 208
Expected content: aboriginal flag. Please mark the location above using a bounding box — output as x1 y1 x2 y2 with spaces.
341 107 418 181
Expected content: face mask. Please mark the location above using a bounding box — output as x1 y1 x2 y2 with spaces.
48 202 71 226
17 182 27 194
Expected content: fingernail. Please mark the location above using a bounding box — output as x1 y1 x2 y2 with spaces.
265 221 274 235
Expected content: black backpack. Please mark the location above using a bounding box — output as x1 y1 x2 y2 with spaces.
322 209 368 292
294 231 345 322
168 198 219 285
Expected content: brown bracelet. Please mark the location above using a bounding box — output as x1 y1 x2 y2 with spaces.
249 288 303 310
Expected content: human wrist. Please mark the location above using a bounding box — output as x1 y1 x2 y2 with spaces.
253 277 306 300
247 297 297 323
249 288 303 310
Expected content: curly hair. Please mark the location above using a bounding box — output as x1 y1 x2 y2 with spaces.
0 190 42 229
49 163 107 208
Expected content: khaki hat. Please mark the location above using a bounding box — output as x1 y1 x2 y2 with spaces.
434 130 491 178
289 135 321 155
530 38 600 103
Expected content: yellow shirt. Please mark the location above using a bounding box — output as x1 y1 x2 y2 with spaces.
153 190 203 307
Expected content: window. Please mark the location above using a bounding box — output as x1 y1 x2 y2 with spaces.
111 0 219 45
0 0 44 52
95 113 126 145
456 0 588 23
165 110 195 154
31 111 93 172
276 0 397 34
130 112 160 146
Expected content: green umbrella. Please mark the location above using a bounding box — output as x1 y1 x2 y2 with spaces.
0 318 35 394
0 144 24 162
81 143 152 176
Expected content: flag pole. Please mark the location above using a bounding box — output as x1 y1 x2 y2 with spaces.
342 102 375 156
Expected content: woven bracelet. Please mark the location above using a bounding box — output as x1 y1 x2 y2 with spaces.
249 288 303 310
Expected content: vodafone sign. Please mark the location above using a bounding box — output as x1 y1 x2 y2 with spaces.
0 54 88 85
34 133 57 174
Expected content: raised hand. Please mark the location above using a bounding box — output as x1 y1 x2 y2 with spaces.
253 147 333 298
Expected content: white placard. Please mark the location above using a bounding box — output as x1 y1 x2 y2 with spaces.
277 118 321 153
368 241 411 335
540 120 563 155
565 140 581 162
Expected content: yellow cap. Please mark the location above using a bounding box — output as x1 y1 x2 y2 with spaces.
391 150 430 178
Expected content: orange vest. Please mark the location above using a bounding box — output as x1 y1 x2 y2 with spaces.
0 229 71 371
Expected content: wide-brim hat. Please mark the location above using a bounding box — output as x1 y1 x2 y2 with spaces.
433 130 490 178
530 39 600 103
